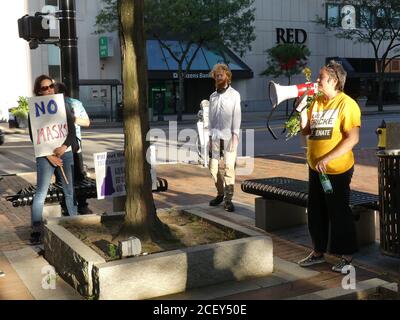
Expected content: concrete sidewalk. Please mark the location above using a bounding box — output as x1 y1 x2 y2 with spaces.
0 148 399 300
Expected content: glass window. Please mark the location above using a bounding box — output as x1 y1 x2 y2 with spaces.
147 40 168 70
48 65 61 82
48 45 60 82
359 7 372 28
202 46 242 70
327 4 340 27
48 45 60 66
392 12 400 29
45 0 58 6
160 40 180 70
183 43 209 70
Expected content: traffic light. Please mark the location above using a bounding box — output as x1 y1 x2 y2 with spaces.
17 15 50 42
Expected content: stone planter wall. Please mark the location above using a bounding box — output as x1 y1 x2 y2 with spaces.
44 211 273 300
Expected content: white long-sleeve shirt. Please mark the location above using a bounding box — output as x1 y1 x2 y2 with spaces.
208 86 241 141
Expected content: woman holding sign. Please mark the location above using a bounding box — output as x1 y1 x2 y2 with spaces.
29 75 78 244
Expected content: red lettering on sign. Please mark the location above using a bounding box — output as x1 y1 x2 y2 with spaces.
36 128 46 145
63 123 68 137
58 124 66 138
46 127 55 141
51 124 60 139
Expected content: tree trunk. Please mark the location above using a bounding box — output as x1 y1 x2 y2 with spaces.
177 64 184 122
378 72 384 112
377 60 384 112
119 0 164 240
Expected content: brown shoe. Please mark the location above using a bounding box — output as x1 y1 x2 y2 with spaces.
209 195 224 206
224 200 235 212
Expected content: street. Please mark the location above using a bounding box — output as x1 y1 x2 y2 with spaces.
0 113 399 175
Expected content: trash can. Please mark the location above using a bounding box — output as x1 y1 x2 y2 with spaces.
377 149 400 258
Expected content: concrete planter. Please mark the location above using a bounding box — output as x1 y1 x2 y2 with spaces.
44 210 273 300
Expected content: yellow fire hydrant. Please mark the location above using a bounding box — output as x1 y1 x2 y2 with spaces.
376 120 386 150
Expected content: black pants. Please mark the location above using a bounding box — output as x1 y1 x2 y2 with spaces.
307 166 358 255
74 151 89 209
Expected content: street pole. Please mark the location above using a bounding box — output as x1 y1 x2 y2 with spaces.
59 0 79 99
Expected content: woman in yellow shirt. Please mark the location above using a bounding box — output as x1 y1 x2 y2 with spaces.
297 60 361 273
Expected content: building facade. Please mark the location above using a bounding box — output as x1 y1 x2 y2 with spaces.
2 0 399 120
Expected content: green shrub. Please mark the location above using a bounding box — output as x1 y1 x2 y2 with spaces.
10 96 29 119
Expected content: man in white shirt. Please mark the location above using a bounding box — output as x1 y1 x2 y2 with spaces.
208 63 241 212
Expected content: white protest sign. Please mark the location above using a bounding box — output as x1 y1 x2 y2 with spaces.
28 94 67 158
93 147 158 200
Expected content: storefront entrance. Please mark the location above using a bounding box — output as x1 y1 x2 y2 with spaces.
149 81 176 119
149 78 215 116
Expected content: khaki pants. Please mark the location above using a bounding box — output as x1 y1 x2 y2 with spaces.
209 139 236 197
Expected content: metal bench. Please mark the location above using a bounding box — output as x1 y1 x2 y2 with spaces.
241 177 379 246
6 176 168 208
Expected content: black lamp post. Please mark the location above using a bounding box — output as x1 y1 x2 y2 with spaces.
59 0 79 99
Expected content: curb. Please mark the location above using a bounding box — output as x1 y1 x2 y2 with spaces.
0 109 398 132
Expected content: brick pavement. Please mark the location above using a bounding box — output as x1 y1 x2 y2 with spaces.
0 147 396 300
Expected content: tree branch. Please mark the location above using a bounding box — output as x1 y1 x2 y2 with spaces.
185 41 204 73
154 34 181 64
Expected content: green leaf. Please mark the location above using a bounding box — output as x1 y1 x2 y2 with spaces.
260 43 311 79
10 96 29 119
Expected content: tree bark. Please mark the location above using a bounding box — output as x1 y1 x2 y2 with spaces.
119 0 163 239
377 59 384 112
177 64 184 122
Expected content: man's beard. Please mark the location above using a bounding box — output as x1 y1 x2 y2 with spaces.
216 80 228 89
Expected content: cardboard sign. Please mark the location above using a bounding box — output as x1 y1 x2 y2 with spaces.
28 94 68 158
93 148 157 200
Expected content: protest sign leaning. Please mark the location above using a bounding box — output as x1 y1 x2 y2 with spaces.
93 147 158 200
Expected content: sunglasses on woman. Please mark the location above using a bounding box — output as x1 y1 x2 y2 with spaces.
40 83 55 91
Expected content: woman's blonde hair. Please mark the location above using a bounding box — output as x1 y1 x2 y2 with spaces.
324 60 347 91
210 63 232 84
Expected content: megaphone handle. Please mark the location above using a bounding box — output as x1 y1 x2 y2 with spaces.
281 100 298 134
267 107 278 140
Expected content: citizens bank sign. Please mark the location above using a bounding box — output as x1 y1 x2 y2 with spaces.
172 72 211 79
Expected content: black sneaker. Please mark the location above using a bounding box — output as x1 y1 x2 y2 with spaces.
0 270 5 277
224 200 235 212
332 258 353 273
30 232 42 245
298 252 325 267
61 206 68 216
78 206 93 215
209 195 224 206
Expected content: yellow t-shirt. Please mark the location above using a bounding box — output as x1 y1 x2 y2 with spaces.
307 92 361 174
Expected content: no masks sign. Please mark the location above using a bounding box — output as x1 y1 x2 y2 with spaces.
28 94 68 158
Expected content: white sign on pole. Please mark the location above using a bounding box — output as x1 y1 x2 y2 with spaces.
93 147 158 200
28 94 67 158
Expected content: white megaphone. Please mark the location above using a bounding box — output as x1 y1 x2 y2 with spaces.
266 81 318 140
269 81 318 107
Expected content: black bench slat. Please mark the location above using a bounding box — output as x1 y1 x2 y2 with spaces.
241 177 379 210
6 176 169 207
